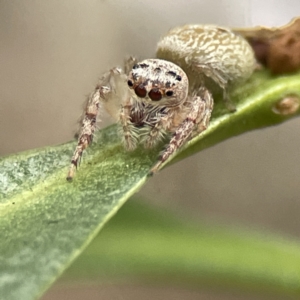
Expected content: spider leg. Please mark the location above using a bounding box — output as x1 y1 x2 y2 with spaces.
143 111 172 149
124 56 138 74
192 88 214 136
103 58 139 150
149 87 213 175
119 97 139 151
67 88 101 181
67 67 125 180
194 62 236 112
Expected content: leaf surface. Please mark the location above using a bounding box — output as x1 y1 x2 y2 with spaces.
1 70 300 300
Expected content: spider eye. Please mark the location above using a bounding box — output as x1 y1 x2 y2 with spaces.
166 90 173 97
176 75 182 81
127 80 134 87
149 88 162 101
135 84 147 98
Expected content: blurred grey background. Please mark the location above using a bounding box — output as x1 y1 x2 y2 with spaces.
1 1 300 299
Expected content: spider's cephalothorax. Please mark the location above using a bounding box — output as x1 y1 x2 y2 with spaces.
127 59 188 107
67 58 213 180
123 59 190 150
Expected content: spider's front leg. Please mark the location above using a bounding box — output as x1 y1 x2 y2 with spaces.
119 97 139 151
67 67 126 180
150 87 213 175
143 110 173 149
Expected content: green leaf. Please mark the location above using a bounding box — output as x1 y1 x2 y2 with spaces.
0 129 157 300
172 71 300 165
65 199 300 297
1 70 300 300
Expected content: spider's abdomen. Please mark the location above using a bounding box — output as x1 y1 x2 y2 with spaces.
156 24 256 89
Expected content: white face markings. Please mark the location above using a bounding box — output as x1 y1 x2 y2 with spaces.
127 59 189 107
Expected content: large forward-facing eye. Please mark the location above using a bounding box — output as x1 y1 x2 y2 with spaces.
127 80 134 87
134 84 147 98
149 88 162 101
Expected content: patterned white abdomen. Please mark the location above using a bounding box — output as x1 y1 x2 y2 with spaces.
157 25 256 90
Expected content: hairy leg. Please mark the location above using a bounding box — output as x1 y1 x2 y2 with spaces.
194 63 236 112
119 97 139 151
67 88 101 180
192 87 214 135
67 67 126 180
124 56 138 74
143 111 173 149
149 88 213 174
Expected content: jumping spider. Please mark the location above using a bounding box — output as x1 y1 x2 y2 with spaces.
67 25 255 180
